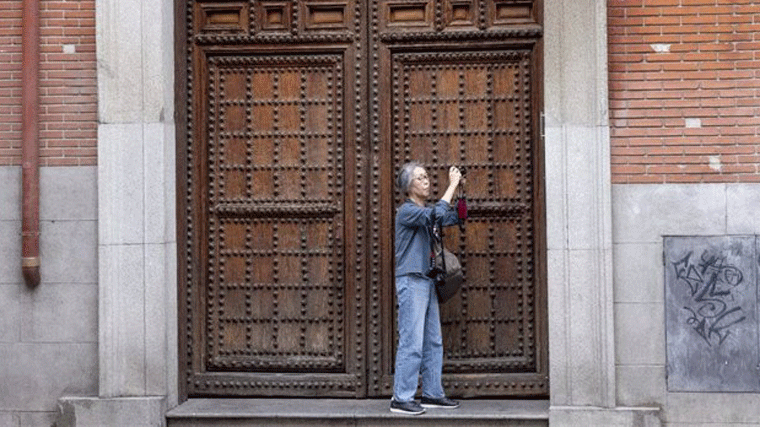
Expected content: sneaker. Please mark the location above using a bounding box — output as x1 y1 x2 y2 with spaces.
420 396 460 409
390 399 426 415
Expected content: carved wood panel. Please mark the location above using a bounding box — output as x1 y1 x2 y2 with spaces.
180 0 366 398
371 1 547 397
393 51 536 367
206 55 346 372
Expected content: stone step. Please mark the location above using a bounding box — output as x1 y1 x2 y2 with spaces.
167 398 549 427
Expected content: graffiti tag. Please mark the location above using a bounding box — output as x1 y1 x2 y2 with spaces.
672 250 747 347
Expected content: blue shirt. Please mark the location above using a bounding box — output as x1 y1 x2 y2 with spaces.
394 199 460 277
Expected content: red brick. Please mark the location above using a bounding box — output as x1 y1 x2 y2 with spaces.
643 35 682 43
0 0 97 166
679 33 716 43
736 60 760 69
681 15 716 25
612 165 649 175
626 8 665 17
644 15 681 26
610 0 760 186
717 33 754 42
43 157 80 167
643 0 677 6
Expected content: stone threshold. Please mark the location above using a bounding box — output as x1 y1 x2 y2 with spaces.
167 398 550 421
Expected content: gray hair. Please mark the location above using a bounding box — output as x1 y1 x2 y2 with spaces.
396 161 423 195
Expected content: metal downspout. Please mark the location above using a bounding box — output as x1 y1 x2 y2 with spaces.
21 0 40 286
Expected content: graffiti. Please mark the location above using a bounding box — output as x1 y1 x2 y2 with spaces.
672 250 747 347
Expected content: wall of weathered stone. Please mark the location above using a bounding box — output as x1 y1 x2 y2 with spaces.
613 183 760 426
0 166 98 426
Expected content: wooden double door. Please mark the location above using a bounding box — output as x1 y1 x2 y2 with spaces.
178 0 547 399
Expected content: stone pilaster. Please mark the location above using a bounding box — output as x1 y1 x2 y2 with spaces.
543 0 658 424
58 0 177 425
96 0 176 402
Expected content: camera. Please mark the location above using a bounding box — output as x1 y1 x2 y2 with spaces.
426 264 445 286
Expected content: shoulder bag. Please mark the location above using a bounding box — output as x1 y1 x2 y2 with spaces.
428 219 464 303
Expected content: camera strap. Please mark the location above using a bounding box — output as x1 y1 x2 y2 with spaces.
456 182 467 232
428 210 446 276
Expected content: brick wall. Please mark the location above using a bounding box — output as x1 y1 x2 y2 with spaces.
0 0 96 167
608 0 760 183
2 0 758 176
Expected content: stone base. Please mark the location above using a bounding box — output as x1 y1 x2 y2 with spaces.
549 406 661 427
56 396 166 427
167 399 549 427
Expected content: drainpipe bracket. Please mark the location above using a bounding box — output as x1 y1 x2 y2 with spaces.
22 257 40 268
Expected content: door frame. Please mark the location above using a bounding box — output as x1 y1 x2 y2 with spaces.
91 0 625 421
175 0 551 401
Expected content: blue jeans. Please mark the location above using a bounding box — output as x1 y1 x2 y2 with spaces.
393 274 445 402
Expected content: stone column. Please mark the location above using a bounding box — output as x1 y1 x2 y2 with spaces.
58 0 176 425
543 0 659 425
96 0 176 401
